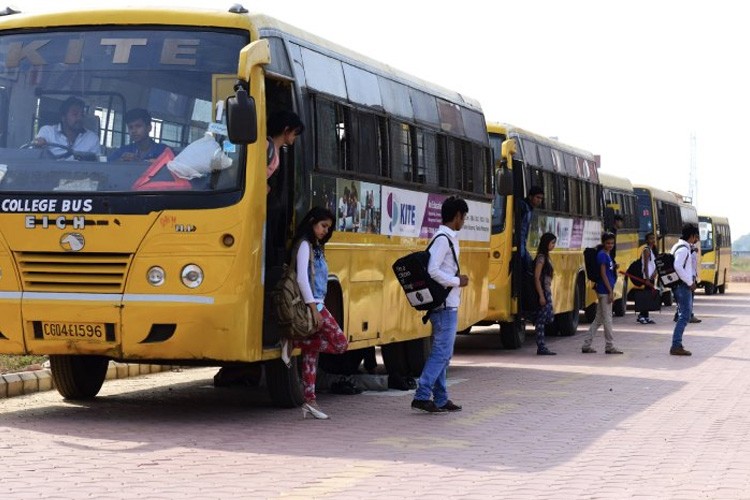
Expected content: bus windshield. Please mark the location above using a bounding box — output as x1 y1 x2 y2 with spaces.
635 190 653 239
0 28 247 197
699 221 714 252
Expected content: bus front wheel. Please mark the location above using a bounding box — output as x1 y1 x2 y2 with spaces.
704 283 715 295
49 354 109 400
265 357 304 408
500 318 525 349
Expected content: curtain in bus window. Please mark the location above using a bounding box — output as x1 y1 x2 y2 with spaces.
563 153 578 177
314 98 339 170
559 175 570 213
545 171 556 210
447 137 462 190
415 129 438 186
389 121 412 182
352 111 380 176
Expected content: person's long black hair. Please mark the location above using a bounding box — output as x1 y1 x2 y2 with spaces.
291 206 336 255
535 232 557 278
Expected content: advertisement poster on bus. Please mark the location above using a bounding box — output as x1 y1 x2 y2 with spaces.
582 220 602 248
380 186 490 241
312 177 381 234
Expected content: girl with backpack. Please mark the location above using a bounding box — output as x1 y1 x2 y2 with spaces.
282 206 349 419
533 233 557 356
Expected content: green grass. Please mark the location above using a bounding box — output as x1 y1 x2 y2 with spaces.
0 354 48 374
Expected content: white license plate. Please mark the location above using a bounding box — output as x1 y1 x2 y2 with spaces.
41 322 107 341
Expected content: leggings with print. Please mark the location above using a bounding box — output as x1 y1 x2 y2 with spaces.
293 306 348 402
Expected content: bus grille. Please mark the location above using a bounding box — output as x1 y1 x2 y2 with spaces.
15 252 132 293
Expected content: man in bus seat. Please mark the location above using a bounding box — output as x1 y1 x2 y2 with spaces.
109 108 169 162
33 96 101 159
517 186 544 273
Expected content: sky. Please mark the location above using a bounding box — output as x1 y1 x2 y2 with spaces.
14 0 749 240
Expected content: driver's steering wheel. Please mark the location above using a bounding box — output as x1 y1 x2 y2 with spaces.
21 141 98 161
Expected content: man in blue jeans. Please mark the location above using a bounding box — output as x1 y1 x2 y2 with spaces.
411 196 469 413
670 223 700 356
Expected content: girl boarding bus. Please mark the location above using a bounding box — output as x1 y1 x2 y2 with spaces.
0 5 493 405
485 123 602 348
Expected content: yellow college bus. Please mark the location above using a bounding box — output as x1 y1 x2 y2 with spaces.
599 172 639 316
634 185 690 305
486 123 602 348
0 6 493 404
698 215 731 294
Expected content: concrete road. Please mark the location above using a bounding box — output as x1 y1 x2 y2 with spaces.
2 285 749 499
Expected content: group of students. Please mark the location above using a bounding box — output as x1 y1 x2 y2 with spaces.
522 187 701 358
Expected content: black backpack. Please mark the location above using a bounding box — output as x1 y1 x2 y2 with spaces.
583 246 602 284
392 234 459 321
655 244 690 288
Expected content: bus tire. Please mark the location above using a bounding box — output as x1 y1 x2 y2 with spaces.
584 303 597 323
49 355 109 400
613 281 627 316
556 284 581 336
381 341 407 372
405 337 432 377
500 318 525 349
704 283 715 295
266 357 304 408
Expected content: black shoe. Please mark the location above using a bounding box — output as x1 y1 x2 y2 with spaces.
411 399 446 413
537 347 557 355
439 400 462 412
689 315 702 323
330 377 362 395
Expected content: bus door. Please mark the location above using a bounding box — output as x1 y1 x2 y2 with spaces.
262 78 298 347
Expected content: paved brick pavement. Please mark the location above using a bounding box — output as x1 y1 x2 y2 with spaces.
1 285 749 499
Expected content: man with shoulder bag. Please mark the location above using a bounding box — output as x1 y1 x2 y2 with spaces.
670 224 700 356
411 196 469 414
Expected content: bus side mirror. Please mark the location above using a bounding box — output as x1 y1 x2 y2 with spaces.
495 167 513 196
226 86 258 144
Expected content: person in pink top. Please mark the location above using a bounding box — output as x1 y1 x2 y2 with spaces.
266 111 304 192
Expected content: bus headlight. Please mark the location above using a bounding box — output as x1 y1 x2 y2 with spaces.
181 264 204 288
701 263 715 270
147 266 166 286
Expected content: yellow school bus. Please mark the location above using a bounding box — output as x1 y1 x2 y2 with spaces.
698 215 731 294
599 172 639 316
0 6 493 404
485 123 602 348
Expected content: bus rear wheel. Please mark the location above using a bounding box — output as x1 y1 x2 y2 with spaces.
704 283 715 295
500 318 525 349
556 285 581 336
265 357 304 408
49 354 109 400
